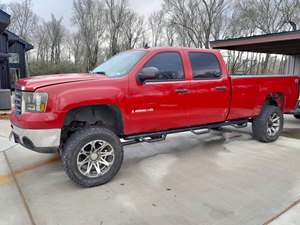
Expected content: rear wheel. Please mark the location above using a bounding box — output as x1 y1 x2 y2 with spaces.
62 127 123 187
252 105 283 143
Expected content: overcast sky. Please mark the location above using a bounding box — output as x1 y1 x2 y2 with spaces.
4 0 163 27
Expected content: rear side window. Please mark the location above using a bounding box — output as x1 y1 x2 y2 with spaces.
143 52 184 81
189 52 222 79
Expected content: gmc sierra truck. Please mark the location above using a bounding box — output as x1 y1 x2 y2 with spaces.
10 47 299 187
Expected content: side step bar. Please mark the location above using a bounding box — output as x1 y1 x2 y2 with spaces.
191 128 210 135
122 119 248 146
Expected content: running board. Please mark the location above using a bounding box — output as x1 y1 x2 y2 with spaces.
122 119 248 146
232 122 248 128
141 135 167 143
122 135 167 146
190 128 210 135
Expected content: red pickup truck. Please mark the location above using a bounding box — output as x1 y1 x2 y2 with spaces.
10 47 299 187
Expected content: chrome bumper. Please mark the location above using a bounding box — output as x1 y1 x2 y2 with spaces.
10 124 61 153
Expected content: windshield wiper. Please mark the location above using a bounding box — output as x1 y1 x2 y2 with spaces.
91 71 106 75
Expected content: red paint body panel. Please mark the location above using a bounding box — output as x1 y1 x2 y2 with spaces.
17 73 100 91
228 75 299 120
126 49 190 133
11 47 299 136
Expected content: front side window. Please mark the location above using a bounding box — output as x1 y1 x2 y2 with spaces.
92 50 147 77
189 52 222 79
142 52 184 81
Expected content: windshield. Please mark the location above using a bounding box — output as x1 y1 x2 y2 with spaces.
91 50 147 77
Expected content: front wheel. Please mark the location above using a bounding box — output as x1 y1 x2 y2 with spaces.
62 127 123 187
252 105 283 143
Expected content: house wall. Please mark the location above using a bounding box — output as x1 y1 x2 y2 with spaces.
0 33 9 89
0 33 29 89
0 33 7 52
0 10 31 90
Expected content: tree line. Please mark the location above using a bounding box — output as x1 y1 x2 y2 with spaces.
1 0 300 75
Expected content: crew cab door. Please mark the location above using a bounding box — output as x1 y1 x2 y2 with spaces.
127 51 189 134
185 51 231 126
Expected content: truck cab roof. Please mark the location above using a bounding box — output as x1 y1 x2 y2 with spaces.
135 46 221 54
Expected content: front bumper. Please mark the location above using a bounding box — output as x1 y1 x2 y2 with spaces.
10 124 61 153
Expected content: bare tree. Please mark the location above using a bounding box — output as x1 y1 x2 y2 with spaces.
70 32 84 65
198 0 228 48
73 0 106 71
164 0 203 48
105 0 129 56
277 0 300 31
34 22 50 63
163 0 228 48
45 15 65 64
165 23 176 46
149 10 165 47
120 11 145 50
8 0 38 42
235 0 300 34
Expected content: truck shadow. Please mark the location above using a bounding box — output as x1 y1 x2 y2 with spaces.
123 129 250 165
282 128 300 139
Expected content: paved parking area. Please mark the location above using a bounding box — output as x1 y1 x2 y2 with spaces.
0 116 300 225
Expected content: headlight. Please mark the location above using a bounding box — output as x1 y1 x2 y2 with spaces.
22 92 48 113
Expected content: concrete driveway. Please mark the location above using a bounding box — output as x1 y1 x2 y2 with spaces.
0 116 300 225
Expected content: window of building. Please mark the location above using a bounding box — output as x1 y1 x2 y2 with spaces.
143 52 184 81
9 53 19 64
189 52 222 79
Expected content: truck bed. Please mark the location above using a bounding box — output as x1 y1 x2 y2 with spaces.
227 74 299 120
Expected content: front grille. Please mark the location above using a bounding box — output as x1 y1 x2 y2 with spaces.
15 86 22 116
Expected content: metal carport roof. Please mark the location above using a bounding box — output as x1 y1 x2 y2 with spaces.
210 30 300 55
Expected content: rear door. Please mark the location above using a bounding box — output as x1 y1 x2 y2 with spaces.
185 51 231 126
127 51 190 134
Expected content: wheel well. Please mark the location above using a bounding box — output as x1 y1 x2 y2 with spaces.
62 105 124 143
265 93 284 109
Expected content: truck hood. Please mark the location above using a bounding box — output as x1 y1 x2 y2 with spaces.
17 73 104 91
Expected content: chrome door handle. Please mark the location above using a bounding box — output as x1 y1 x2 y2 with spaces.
176 89 189 94
215 86 227 91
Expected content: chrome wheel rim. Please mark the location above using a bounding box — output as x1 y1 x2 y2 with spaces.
267 113 281 137
77 140 115 178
